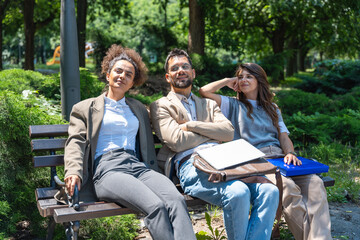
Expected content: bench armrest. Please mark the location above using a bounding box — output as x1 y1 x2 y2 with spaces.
54 175 65 187
69 185 80 211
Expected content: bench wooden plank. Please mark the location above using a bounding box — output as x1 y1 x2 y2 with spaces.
33 155 64 168
35 187 59 201
322 176 335 187
53 194 207 223
54 202 137 223
37 198 69 217
29 124 69 138
184 196 207 207
31 138 67 151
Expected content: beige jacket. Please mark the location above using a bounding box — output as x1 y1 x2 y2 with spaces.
64 93 159 202
150 91 234 177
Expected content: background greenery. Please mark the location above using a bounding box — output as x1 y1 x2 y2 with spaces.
1 0 360 239
0 59 359 239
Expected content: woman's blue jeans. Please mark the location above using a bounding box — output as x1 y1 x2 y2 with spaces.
179 157 279 240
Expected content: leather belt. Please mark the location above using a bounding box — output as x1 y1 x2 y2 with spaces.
178 154 192 169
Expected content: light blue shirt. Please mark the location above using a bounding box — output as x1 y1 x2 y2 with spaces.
220 95 289 149
94 96 139 160
174 92 217 172
175 92 197 121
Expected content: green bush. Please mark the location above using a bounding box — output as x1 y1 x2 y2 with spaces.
78 67 106 99
0 68 105 102
331 86 360 112
79 215 140 240
41 68 106 101
294 59 360 96
276 87 360 117
0 69 50 94
0 90 65 236
275 89 332 116
285 110 360 147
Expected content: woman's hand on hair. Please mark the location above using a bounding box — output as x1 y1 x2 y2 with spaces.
284 153 302 166
226 77 239 92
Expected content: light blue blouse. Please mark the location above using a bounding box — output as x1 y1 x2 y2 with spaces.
220 95 289 149
94 96 139 160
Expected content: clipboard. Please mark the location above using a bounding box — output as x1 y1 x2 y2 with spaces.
267 157 329 176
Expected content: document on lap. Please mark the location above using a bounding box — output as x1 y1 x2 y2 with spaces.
196 139 265 170
267 157 329 177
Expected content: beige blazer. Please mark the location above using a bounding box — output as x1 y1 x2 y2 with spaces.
150 91 234 177
64 93 159 202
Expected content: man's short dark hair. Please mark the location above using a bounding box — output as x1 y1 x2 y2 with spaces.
164 48 193 72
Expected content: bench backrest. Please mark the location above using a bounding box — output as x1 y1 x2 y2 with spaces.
30 124 69 168
29 124 163 168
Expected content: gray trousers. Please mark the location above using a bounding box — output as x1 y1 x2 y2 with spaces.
93 149 195 240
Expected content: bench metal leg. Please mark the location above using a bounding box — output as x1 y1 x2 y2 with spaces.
64 221 80 240
46 217 56 240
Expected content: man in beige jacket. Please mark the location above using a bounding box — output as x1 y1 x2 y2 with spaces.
150 49 280 240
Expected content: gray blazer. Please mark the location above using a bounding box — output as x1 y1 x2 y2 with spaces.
150 91 234 177
64 93 159 202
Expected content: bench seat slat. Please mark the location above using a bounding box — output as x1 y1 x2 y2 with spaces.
29 125 69 138
33 155 64 168
53 194 206 223
35 187 59 201
31 139 67 151
322 176 335 187
54 203 137 223
184 196 207 207
37 198 69 217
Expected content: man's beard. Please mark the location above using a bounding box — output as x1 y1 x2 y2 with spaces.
169 75 193 89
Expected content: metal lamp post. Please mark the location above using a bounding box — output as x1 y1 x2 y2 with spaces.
60 0 80 121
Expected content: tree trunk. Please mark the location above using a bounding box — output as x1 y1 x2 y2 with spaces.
0 17 3 70
24 0 35 70
0 0 10 70
188 0 205 55
298 46 309 71
77 0 87 68
270 21 286 83
286 37 299 77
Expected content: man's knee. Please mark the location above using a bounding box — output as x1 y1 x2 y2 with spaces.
225 181 251 202
261 183 279 201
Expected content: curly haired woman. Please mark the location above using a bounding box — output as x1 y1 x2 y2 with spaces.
64 44 195 240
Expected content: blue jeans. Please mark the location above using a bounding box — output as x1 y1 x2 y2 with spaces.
179 157 279 240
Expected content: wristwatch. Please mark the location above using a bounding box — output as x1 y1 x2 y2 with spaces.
286 151 297 156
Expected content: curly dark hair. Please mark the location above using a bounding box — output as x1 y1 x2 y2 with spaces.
236 63 280 134
101 44 148 86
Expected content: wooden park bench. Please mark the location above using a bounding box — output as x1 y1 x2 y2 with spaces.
30 124 335 240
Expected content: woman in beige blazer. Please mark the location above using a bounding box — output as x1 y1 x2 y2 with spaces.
64 45 195 240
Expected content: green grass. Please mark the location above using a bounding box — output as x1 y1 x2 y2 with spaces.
299 142 360 203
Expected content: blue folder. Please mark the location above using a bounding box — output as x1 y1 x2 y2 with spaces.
267 157 329 177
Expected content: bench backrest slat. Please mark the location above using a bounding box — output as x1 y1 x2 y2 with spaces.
31 138 67 151
33 155 64 168
29 124 69 138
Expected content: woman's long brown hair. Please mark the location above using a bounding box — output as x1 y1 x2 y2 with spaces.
236 63 280 134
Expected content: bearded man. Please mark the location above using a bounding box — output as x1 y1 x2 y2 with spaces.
149 48 280 240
